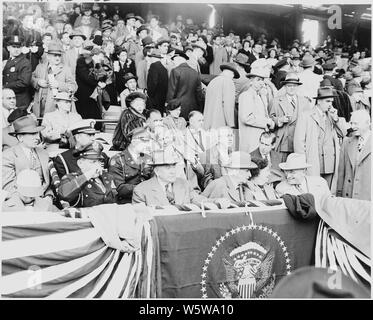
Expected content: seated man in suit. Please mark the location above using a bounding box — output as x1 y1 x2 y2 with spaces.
275 153 331 198
202 151 260 204
3 169 58 212
132 148 231 209
58 143 117 208
2 115 53 202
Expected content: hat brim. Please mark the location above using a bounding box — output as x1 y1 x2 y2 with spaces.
281 80 303 85
233 59 250 67
220 65 240 79
246 73 268 79
313 95 337 100
171 53 189 61
9 126 44 136
124 76 138 82
191 44 206 55
279 163 312 170
150 161 178 166
222 162 258 169
69 34 87 40
156 40 170 47
299 62 314 67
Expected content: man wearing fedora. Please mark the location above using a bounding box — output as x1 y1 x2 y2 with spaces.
202 151 259 204
58 139 117 208
2 115 53 201
125 25 150 63
64 30 87 78
132 149 230 208
148 15 169 43
2 169 58 212
209 35 228 76
337 109 371 201
114 48 137 98
31 41 77 118
147 38 172 115
167 48 204 120
298 54 323 103
203 62 239 130
322 62 343 91
269 73 312 163
238 62 275 153
3 35 32 108
40 92 82 149
294 87 348 192
275 153 331 198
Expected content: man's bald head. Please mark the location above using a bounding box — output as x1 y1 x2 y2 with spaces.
2 88 16 111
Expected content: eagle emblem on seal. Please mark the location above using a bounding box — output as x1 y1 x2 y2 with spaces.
219 242 276 299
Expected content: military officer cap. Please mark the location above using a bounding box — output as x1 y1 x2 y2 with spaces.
73 142 104 161
6 35 24 47
69 119 98 136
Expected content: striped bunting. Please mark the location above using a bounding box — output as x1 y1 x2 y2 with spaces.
1 212 160 298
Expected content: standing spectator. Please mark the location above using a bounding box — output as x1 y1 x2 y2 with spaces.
148 15 169 43
238 39 252 58
238 68 274 153
322 62 343 91
69 4 81 26
247 42 265 68
203 62 239 129
114 47 136 98
17 12 44 71
31 41 77 117
167 49 204 120
111 18 126 43
147 39 171 115
271 59 290 90
73 4 100 30
269 73 312 163
112 92 147 151
132 25 151 67
198 35 213 75
298 55 323 103
3 35 32 108
337 109 371 201
75 14 95 40
64 30 86 78
294 87 348 192
136 39 155 89
209 35 228 76
75 48 104 129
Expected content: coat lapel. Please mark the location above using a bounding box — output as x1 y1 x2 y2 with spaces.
150 177 169 205
357 134 371 164
278 96 293 117
311 110 325 132
173 179 185 204
347 137 359 166
225 176 241 203
35 147 49 182
14 145 30 171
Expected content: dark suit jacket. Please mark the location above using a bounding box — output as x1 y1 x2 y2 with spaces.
3 54 32 107
115 59 136 96
247 52 265 70
167 63 204 119
147 61 169 115
250 147 282 172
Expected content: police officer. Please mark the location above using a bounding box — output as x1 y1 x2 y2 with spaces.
58 143 117 208
109 127 154 204
3 35 32 108
53 119 110 178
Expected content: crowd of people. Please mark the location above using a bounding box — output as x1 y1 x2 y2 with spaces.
2 2 371 213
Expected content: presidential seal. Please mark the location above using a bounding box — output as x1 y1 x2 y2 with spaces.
200 224 292 299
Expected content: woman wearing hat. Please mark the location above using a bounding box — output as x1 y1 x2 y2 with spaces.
41 92 82 149
163 99 187 132
112 92 147 151
114 47 137 97
31 41 77 117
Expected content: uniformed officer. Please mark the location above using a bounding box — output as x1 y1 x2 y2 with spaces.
58 143 117 208
108 127 154 204
53 119 109 178
3 35 32 108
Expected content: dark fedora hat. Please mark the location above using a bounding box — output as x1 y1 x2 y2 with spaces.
69 30 87 40
170 48 189 61
281 72 302 85
136 25 149 36
125 13 136 21
322 62 337 71
220 62 240 79
313 87 337 100
273 58 289 70
233 53 250 66
142 36 154 47
9 115 44 136
123 72 138 83
135 15 145 24
156 37 171 47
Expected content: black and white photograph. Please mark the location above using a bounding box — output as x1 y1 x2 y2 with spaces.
0 0 371 304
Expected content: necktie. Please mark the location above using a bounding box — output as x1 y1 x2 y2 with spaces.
30 149 38 169
290 97 296 110
198 131 205 152
166 183 175 205
295 184 304 194
237 183 245 202
357 137 364 152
